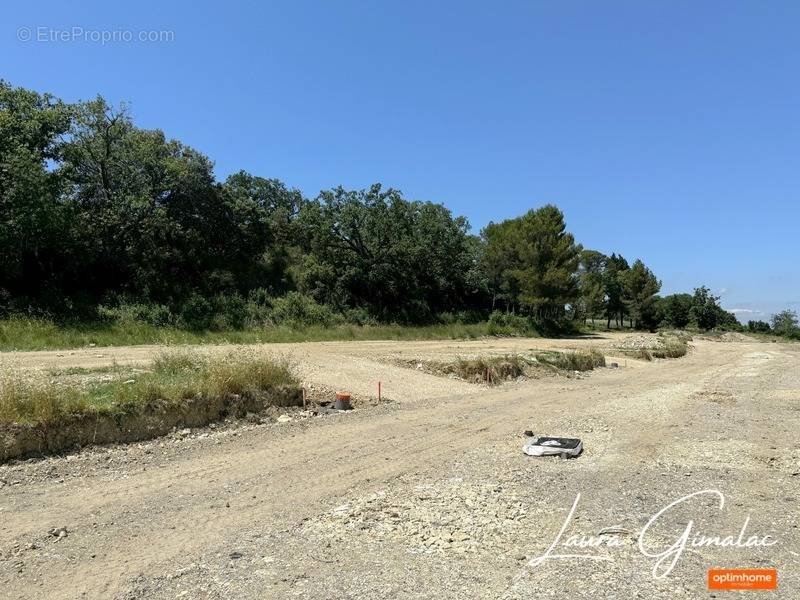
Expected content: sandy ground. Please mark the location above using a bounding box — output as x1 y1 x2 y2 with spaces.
0 334 798 598
0 332 642 402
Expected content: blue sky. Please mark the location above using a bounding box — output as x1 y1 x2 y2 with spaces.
4 1 798 321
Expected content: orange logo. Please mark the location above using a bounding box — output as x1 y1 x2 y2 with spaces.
708 568 777 590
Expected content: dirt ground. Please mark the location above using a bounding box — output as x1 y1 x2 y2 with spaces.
0 333 798 598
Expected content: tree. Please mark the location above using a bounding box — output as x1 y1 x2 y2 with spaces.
60 97 271 304
577 250 607 324
222 172 304 293
747 320 771 334
297 184 478 322
659 293 693 328
0 81 72 310
771 309 799 337
689 286 726 330
603 253 629 328
621 259 661 329
481 219 522 312
506 205 581 324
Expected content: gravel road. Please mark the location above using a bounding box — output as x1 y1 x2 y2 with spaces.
0 335 797 598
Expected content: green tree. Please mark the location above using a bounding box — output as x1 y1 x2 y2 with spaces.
771 309 799 337
297 184 478 321
659 293 693 328
61 97 271 304
481 219 522 312
689 286 725 330
603 253 629 328
577 249 607 324
621 259 661 330
507 205 581 324
747 320 771 334
0 81 72 309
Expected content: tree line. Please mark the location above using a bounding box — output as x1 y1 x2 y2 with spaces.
1 81 794 336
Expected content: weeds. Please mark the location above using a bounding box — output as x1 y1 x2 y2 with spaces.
651 339 688 359
0 350 298 426
535 349 606 371
622 336 689 361
452 355 529 382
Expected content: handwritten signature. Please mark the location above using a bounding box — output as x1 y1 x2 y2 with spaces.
528 489 777 578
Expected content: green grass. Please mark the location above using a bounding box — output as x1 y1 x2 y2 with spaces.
0 316 500 352
0 350 297 426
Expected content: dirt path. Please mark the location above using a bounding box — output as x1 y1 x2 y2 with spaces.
0 332 640 402
0 337 798 598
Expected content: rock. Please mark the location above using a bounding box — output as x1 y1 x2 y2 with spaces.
276 414 292 423
48 526 68 539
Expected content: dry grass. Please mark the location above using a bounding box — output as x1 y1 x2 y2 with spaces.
535 348 606 371
651 338 689 359
0 350 298 426
452 355 529 382
623 337 689 361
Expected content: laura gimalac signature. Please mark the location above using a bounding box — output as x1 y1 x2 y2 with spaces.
528 489 777 579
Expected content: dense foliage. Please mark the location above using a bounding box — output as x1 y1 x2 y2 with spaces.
0 82 791 336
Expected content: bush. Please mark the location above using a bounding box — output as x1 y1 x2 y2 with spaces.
211 293 248 330
97 303 175 327
268 292 337 328
747 320 771 334
486 311 533 336
343 307 378 326
179 294 214 330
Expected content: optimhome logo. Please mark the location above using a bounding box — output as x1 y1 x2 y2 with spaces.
708 568 778 591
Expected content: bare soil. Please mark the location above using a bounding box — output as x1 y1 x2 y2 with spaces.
0 333 798 599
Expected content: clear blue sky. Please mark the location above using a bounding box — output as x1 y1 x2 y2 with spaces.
4 1 798 321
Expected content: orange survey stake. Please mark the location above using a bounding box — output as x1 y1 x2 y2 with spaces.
708 568 777 590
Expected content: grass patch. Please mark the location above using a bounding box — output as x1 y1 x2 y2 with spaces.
621 336 689 361
0 350 297 427
450 355 529 382
409 349 606 383
535 348 606 371
0 316 500 352
651 338 688 359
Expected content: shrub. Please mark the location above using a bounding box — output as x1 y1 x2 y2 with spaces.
268 292 337 328
343 307 378 326
211 293 248 330
486 311 532 336
179 294 214 330
97 303 175 327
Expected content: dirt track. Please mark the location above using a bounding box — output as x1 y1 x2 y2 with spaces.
1 335 798 598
